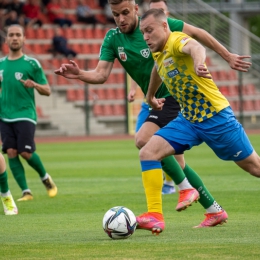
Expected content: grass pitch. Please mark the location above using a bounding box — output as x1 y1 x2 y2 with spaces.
1 135 260 259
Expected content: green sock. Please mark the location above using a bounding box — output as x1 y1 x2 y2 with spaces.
161 156 185 185
183 164 214 209
9 156 28 191
0 170 9 193
27 152 46 178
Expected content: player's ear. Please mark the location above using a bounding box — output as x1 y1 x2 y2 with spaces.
163 21 168 31
135 3 139 14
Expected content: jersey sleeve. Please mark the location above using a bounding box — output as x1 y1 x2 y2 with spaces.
99 29 117 62
167 17 184 32
171 32 193 56
32 60 48 85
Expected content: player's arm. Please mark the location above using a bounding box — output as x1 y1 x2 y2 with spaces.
128 79 138 102
20 79 51 96
182 23 252 72
182 39 212 79
54 60 114 84
146 66 164 110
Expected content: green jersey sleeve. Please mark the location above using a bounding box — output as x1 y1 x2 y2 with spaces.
99 29 118 62
167 17 184 32
30 59 48 85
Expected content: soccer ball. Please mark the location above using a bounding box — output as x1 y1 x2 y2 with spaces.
102 206 137 239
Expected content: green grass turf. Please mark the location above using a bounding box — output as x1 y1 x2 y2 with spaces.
1 135 260 259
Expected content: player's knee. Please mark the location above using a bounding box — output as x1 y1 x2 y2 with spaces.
20 152 31 160
139 146 150 161
135 136 147 150
7 148 18 158
139 146 159 161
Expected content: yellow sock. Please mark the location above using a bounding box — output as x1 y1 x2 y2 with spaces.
142 168 163 214
164 172 172 182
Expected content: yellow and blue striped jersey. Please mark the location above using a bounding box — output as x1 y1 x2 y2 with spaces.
152 32 230 123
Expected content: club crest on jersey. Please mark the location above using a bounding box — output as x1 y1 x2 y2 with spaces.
163 58 174 67
119 52 127 61
15 72 23 80
140 48 150 58
118 47 127 62
167 69 179 78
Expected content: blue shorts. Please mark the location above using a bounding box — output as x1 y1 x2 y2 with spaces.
155 107 253 161
135 101 150 132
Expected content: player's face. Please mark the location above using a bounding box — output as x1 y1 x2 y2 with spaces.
110 1 139 34
6 26 25 52
149 1 169 16
140 15 167 52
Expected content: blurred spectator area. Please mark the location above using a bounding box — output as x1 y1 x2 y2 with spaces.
40 0 108 24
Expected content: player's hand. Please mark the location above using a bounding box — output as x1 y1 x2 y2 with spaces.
54 60 80 79
195 64 212 79
227 54 252 72
20 79 36 88
148 97 165 111
127 89 136 102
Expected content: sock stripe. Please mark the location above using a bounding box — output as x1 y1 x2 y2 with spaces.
140 160 161 172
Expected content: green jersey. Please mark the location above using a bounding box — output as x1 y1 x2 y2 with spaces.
100 17 184 98
0 55 48 124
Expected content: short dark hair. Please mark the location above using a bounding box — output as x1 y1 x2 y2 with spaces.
149 0 167 6
141 8 166 21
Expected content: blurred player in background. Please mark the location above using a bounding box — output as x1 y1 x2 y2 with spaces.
0 24 58 202
54 0 251 232
0 153 18 215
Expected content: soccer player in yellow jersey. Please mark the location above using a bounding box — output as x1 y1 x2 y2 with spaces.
138 8 260 232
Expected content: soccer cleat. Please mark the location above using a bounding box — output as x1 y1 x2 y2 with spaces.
162 184 176 195
136 212 165 235
175 188 200 212
193 210 228 228
1 194 18 215
17 191 33 201
42 175 58 198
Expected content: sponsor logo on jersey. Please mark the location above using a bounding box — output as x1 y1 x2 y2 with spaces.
181 37 189 44
163 58 174 67
119 52 127 61
15 72 23 80
167 69 179 78
140 48 150 58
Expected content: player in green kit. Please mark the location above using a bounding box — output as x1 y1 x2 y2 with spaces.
0 24 58 201
55 0 251 232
